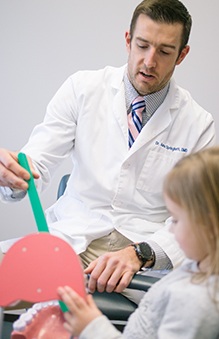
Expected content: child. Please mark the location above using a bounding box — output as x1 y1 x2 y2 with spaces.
58 147 219 338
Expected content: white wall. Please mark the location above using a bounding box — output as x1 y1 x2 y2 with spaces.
0 0 218 240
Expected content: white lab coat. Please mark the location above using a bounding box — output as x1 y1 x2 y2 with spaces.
21 64 216 267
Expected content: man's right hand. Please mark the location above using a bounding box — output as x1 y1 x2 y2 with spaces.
84 246 142 294
0 148 39 190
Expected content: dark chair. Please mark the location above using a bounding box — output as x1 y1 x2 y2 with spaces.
57 174 160 330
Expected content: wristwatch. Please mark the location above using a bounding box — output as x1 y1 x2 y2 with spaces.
130 242 155 269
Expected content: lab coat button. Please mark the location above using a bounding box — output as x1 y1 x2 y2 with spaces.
123 163 130 169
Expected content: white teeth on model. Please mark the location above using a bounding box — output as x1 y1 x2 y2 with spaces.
32 302 43 311
13 313 34 331
19 312 33 324
27 308 38 317
13 300 59 331
47 300 58 307
13 319 26 331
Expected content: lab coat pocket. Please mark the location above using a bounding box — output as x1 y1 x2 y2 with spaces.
136 150 182 194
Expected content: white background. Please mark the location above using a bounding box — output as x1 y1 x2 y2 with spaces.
0 0 218 240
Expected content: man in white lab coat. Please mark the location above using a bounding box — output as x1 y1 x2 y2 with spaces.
0 0 216 299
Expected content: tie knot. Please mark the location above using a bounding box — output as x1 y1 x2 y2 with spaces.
131 96 145 111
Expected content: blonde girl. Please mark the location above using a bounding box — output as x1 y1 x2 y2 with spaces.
58 147 219 339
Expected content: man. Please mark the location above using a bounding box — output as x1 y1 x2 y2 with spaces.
0 0 215 301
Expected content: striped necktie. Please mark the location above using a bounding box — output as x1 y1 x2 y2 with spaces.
128 96 145 148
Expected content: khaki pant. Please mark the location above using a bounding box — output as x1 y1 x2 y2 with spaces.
80 229 132 267
0 248 3 263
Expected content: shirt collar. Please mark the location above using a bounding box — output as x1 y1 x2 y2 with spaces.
124 71 169 115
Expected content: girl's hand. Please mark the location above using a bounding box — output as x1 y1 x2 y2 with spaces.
57 286 102 337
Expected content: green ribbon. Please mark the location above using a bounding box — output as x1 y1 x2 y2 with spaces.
18 152 68 312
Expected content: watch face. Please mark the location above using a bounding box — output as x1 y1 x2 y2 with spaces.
138 243 153 261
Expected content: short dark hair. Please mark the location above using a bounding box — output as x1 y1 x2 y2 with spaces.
130 0 192 52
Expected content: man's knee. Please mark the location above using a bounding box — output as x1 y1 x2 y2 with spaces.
79 231 131 268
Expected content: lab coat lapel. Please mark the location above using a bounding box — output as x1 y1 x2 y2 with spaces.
140 103 172 144
127 112 171 156
112 85 129 145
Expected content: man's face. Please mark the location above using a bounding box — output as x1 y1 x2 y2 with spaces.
126 14 190 95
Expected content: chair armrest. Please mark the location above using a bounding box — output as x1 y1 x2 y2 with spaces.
93 274 160 322
128 274 160 292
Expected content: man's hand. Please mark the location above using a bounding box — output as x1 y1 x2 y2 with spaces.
84 246 142 293
0 148 39 190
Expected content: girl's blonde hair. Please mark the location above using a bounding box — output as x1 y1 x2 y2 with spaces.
163 146 219 302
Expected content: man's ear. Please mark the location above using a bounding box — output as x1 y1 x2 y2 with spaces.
125 31 131 52
176 45 190 66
